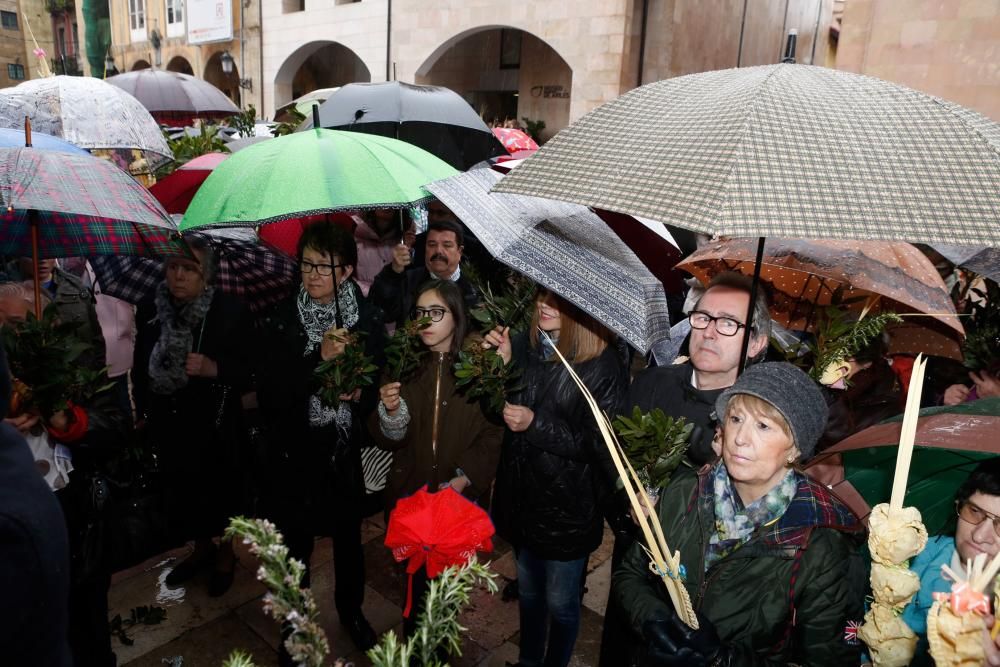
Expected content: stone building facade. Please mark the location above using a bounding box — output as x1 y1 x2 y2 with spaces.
836 0 1000 122
73 0 262 111
262 0 831 139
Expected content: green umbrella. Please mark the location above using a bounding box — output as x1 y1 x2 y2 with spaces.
805 398 1000 534
179 129 458 232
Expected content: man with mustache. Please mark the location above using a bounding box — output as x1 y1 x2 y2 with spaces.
369 219 480 329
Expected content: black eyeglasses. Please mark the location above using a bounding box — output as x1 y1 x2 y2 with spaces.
299 260 342 277
688 310 746 337
414 307 448 322
956 499 1000 538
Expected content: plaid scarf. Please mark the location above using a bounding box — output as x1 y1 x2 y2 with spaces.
706 461 796 570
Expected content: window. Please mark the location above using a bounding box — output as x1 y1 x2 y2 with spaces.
58 27 66 55
71 22 78 55
129 0 145 40
7 63 25 80
166 0 183 37
1 11 17 29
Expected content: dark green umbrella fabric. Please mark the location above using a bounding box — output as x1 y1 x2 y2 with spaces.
180 129 458 232
806 398 1000 534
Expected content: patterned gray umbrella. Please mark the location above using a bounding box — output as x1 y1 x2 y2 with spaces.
426 168 671 353
0 75 172 170
493 64 1000 246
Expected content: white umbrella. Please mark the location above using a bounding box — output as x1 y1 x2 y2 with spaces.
0 75 171 170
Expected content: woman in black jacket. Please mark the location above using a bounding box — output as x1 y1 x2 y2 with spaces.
133 236 254 597
486 288 627 667
256 220 385 656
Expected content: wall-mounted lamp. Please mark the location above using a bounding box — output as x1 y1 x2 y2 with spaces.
220 50 253 90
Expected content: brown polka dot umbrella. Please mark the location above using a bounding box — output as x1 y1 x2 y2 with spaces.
676 237 964 359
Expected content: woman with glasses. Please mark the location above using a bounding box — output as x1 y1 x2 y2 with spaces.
256 220 385 656
369 279 503 637
485 288 628 667
902 457 1000 665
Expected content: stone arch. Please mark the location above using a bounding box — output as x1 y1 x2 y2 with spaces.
203 51 241 106
166 55 194 76
415 26 572 141
272 41 371 110
130 59 151 71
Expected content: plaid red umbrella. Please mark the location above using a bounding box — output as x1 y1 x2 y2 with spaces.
0 146 184 314
89 227 297 313
384 486 494 617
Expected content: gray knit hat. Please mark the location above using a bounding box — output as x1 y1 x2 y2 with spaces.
714 362 828 461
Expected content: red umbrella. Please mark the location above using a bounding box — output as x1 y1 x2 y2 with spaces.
256 212 357 258
493 127 539 154
384 486 494 617
149 152 229 214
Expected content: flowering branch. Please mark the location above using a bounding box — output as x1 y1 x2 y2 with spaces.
224 517 329 667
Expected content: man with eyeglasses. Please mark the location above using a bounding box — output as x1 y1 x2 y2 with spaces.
599 271 774 667
369 219 479 329
902 457 1000 665
626 272 772 466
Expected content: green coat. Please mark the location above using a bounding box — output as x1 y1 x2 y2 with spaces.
613 466 867 666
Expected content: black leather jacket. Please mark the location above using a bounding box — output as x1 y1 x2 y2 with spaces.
492 333 627 560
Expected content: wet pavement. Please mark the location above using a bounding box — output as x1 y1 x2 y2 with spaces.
110 515 614 666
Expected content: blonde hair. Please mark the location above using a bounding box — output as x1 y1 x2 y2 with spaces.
725 393 793 442
529 289 613 363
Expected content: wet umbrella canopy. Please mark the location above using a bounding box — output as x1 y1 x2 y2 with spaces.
105 69 240 124
300 81 507 170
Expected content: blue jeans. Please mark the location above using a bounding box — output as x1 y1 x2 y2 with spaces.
517 547 587 667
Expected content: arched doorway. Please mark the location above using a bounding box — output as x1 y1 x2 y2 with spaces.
416 27 572 142
204 51 241 106
130 59 151 71
273 41 371 110
166 55 194 75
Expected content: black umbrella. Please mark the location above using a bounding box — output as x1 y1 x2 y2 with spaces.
298 81 506 170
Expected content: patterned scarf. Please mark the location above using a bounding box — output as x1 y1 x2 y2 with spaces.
148 281 215 395
296 283 360 429
705 461 797 570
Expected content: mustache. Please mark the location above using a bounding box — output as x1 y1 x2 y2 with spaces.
429 253 448 262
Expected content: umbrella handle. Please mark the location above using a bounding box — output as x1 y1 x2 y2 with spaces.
737 237 766 375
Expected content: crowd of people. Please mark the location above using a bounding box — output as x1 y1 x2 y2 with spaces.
1 199 999 667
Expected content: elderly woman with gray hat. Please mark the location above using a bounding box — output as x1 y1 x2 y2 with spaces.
613 362 867 666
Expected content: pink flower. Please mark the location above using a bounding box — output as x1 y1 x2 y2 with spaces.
33 47 46 59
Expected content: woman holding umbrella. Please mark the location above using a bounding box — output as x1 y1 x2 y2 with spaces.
255 220 385 655
133 236 254 596
486 288 628 667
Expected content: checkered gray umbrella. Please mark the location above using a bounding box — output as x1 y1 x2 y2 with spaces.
427 168 671 353
89 228 297 313
493 64 1000 246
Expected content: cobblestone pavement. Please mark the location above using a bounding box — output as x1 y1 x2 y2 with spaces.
111 515 615 666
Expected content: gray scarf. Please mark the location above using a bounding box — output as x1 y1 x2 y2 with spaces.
148 281 216 395
296 283 360 428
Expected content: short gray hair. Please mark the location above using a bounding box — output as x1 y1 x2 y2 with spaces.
696 271 772 342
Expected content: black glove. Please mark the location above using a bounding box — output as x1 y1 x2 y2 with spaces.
639 611 733 667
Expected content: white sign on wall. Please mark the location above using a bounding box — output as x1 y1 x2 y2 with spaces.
186 0 232 44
